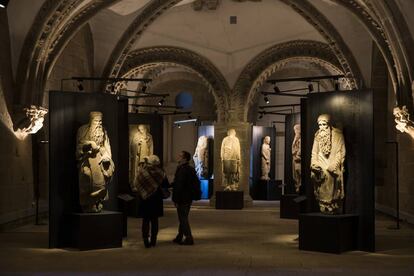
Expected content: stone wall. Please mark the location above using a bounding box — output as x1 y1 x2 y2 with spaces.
0 10 35 227
0 21 95 228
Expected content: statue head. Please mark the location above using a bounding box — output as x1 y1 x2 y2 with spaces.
89 111 103 128
317 114 331 131
198 136 208 148
138 124 148 134
293 124 301 135
264 136 271 144
227 128 236 137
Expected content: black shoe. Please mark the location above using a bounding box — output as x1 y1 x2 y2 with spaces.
150 236 157 247
143 238 151 248
173 234 183 244
179 237 194 246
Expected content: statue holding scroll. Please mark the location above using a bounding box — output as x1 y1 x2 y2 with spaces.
292 124 301 193
76 111 115 212
193 135 209 179
130 124 154 191
221 128 241 191
310 114 346 214
260 136 271 180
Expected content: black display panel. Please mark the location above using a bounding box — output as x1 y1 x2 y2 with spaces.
284 113 301 194
301 90 374 251
250 126 276 199
49 91 128 248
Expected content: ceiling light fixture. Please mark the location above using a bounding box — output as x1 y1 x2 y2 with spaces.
158 98 165 106
273 85 280 93
264 96 270 104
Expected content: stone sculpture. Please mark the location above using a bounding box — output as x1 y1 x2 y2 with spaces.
76 111 115 212
193 135 209 179
260 136 271 180
220 128 241 191
292 124 301 193
130 124 154 190
310 114 346 214
15 105 48 139
393 105 414 140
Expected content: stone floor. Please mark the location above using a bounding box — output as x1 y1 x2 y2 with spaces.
1 200 414 275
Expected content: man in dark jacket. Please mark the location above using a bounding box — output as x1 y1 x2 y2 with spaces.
172 151 197 245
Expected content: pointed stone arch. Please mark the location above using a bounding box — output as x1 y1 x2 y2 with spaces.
233 40 360 122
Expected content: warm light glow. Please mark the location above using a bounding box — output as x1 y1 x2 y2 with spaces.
393 105 414 139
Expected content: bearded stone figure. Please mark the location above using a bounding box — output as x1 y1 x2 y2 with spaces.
260 136 271 180
130 124 153 190
292 124 301 193
76 112 115 213
193 136 209 179
221 128 241 191
310 114 346 214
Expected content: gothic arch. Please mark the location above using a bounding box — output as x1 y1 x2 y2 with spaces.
117 46 230 122
233 40 358 122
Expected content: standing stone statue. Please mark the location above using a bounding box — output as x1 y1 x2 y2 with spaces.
260 136 271 180
76 111 115 212
193 135 209 179
292 124 301 193
220 128 241 191
310 114 346 214
130 124 153 190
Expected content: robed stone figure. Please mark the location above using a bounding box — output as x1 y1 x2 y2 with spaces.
76 111 115 212
221 128 241 191
310 114 346 214
260 136 271 180
292 124 301 193
193 135 209 179
130 124 153 191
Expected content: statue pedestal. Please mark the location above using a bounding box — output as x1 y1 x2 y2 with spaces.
68 211 123 250
299 213 358 254
280 194 300 219
215 191 244 209
252 180 281 200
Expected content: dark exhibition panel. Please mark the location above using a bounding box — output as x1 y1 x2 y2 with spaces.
301 90 374 252
49 91 128 248
250 126 279 200
127 113 164 216
197 125 214 199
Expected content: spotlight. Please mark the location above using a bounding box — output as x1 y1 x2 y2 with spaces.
0 0 9 8
308 82 314 92
141 84 147 92
177 124 181 129
264 96 270 104
77 80 84 91
259 113 264 119
158 98 165 106
273 85 280 93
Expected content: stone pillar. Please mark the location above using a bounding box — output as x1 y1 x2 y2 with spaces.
211 122 253 207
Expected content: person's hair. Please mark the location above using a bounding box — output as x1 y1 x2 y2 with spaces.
181 151 191 162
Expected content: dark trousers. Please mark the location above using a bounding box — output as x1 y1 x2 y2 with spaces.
142 217 159 239
176 203 192 238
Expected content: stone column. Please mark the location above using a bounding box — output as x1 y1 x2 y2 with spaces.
210 122 253 207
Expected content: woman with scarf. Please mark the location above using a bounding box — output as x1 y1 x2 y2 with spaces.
134 155 168 248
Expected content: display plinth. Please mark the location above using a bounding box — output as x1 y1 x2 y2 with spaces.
215 191 244 209
127 198 140 218
280 194 300 219
299 213 358 254
68 211 123 250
